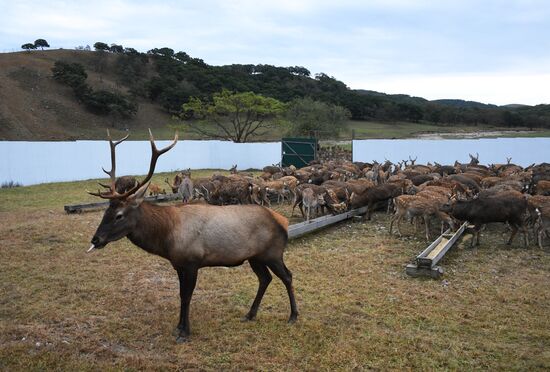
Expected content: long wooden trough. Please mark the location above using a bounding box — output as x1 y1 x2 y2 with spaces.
288 207 368 239
64 193 286 214
64 193 181 213
67 193 470 278
66 194 470 278
406 221 470 279
66 195 369 240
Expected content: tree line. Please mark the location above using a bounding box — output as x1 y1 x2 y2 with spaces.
120 44 550 127
45 41 550 140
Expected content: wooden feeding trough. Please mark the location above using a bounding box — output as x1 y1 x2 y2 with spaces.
64 193 181 213
288 206 368 239
65 193 370 242
406 221 470 279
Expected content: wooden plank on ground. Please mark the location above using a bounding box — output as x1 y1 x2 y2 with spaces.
288 206 368 239
64 193 181 213
429 221 468 266
426 237 450 260
406 221 470 278
66 193 370 243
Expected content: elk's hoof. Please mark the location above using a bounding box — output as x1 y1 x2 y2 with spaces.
241 315 256 322
173 326 186 336
288 315 298 324
176 335 190 344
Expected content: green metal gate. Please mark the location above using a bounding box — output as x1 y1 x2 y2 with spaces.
281 137 317 168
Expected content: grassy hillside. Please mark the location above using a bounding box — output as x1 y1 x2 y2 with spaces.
0 50 172 140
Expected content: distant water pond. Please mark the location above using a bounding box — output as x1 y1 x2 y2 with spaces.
353 137 550 166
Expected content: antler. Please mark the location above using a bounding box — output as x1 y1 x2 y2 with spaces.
165 177 176 189
88 130 129 198
89 129 178 199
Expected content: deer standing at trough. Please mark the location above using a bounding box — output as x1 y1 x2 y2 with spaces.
87 130 298 343
178 170 194 203
302 187 325 222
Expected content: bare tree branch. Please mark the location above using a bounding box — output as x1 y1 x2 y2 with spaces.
243 119 265 142
211 117 236 140
185 122 233 140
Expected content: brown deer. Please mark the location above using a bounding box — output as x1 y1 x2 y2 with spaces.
178 172 194 203
468 152 480 165
87 130 298 343
302 187 325 222
165 173 183 194
114 176 137 193
148 183 166 196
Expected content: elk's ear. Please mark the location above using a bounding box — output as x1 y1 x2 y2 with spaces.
128 182 150 207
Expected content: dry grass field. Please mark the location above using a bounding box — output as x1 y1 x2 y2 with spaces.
1 170 550 370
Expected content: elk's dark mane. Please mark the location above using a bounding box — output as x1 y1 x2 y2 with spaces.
127 202 179 259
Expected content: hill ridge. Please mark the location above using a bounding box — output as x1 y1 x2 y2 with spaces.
0 49 548 140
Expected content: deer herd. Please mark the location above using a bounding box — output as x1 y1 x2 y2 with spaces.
86 131 550 343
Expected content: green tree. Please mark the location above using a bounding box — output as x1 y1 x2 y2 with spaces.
34 39 50 50
51 61 87 87
397 103 423 123
287 66 311 77
502 110 524 127
83 90 137 119
181 89 285 142
285 97 350 138
110 43 124 53
21 43 36 51
114 52 148 88
93 42 110 51
148 47 174 57
124 47 139 55
158 81 199 113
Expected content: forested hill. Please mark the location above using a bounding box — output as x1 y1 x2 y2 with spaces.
1 46 549 140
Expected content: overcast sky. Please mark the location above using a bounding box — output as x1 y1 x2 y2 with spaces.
1 0 549 105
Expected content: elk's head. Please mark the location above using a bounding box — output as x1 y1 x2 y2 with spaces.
90 187 149 250
468 152 480 165
87 129 178 252
181 168 191 178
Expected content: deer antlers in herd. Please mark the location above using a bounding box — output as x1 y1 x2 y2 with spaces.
88 129 178 200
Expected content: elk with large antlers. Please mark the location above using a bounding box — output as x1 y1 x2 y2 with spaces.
87 130 298 343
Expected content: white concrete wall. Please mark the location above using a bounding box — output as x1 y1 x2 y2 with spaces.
353 138 550 167
0 140 281 185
